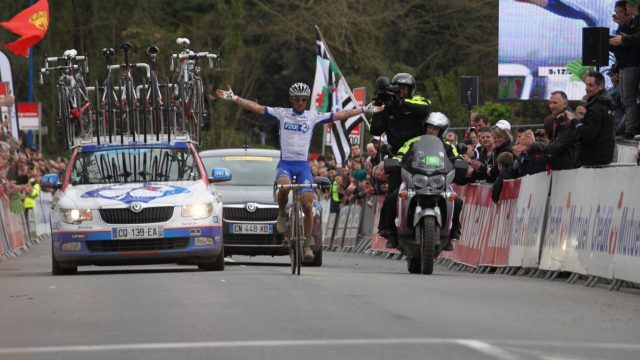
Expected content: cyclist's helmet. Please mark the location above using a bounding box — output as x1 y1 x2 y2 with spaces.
424 112 450 138
391 73 416 97
289 82 311 97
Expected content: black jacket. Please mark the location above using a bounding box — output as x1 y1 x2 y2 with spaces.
492 168 514 203
486 141 513 183
612 18 640 69
370 97 430 153
577 89 615 166
529 117 579 170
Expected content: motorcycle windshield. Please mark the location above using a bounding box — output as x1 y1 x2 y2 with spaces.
407 135 452 174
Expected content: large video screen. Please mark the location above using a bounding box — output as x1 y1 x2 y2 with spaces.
499 0 616 101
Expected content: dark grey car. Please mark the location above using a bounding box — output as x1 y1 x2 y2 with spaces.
199 148 323 266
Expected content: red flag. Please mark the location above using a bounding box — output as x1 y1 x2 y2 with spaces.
0 0 50 57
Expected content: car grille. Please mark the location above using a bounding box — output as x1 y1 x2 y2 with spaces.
223 207 278 222
86 238 189 252
99 206 174 224
224 233 279 246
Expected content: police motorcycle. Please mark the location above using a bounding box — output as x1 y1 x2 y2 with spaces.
384 135 467 274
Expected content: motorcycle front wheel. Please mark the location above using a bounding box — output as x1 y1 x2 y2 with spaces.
420 217 439 275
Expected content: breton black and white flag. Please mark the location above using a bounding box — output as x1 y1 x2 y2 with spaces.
310 26 365 166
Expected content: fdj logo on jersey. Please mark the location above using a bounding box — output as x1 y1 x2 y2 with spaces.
283 122 310 133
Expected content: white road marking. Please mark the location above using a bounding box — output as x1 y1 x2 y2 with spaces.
457 340 519 360
0 338 638 356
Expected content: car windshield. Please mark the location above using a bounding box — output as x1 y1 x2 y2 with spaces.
201 155 277 186
71 147 201 185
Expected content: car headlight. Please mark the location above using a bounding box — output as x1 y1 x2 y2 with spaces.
182 203 213 220
60 209 93 224
412 174 429 188
428 175 446 189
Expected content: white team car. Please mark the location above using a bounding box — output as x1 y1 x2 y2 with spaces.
41 141 232 275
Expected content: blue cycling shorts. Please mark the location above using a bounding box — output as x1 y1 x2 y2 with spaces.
276 160 314 193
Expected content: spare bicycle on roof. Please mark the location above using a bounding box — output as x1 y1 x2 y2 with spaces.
41 39 220 149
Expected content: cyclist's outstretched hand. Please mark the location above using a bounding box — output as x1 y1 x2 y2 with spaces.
362 101 383 115
216 85 237 101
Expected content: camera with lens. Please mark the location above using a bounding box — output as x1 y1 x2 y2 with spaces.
374 76 400 107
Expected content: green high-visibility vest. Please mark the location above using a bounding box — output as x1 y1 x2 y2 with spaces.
331 180 341 202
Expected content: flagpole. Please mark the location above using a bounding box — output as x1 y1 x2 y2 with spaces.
314 25 370 130
27 0 34 102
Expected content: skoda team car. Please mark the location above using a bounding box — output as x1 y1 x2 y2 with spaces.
199 148 324 266
42 141 232 275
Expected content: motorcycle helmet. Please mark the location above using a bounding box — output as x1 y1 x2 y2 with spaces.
391 73 416 97
289 82 311 97
424 112 450 138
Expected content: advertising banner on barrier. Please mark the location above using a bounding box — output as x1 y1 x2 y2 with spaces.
608 168 640 284
481 179 521 267
324 213 337 247
370 195 399 253
453 184 495 267
333 205 351 248
539 168 639 279
319 199 331 245
0 197 9 255
1 195 26 252
509 172 550 268
343 202 362 248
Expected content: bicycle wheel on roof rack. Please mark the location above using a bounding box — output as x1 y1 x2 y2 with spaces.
59 87 72 149
77 83 93 141
190 79 204 144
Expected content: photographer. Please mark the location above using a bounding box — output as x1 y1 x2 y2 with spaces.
370 73 431 245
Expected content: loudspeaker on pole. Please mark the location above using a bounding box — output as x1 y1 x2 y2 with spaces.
582 27 609 67
459 76 479 109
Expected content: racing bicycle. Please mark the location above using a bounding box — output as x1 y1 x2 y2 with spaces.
170 37 219 144
40 49 92 148
276 178 329 275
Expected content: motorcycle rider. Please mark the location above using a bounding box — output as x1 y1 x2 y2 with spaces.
386 112 463 251
370 73 431 246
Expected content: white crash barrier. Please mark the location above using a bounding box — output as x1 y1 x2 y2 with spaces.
539 167 640 284
508 172 550 268
615 143 638 164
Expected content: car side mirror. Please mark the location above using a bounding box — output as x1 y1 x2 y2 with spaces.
314 176 331 192
383 158 401 174
210 167 232 183
41 173 62 190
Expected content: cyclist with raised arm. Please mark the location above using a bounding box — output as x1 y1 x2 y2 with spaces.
216 82 380 262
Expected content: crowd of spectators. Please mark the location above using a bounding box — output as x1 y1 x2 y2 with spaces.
0 95 68 208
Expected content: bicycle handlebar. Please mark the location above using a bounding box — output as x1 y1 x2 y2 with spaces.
39 64 80 84
170 51 219 70
275 183 324 190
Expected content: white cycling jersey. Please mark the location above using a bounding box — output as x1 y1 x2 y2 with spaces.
265 107 334 161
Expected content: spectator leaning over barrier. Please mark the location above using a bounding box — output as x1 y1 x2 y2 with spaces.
468 126 494 182
562 71 615 166
486 120 514 183
512 128 545 177
610 0 640 140
515 91 579 171
492 152 514 204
